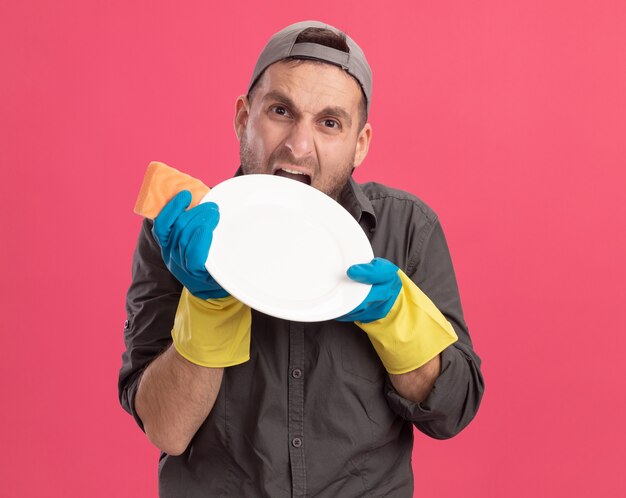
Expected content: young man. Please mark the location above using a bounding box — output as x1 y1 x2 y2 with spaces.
119 20 484 498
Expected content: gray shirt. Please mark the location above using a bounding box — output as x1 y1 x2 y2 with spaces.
119 175 484 498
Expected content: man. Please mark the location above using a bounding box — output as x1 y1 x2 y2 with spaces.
119 20 484 497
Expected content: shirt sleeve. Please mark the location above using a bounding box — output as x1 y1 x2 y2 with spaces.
384 218 485 439
118 218 182 431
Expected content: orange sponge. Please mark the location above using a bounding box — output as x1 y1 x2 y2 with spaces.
134 162 210 219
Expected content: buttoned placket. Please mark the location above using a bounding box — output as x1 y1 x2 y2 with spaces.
288 321 306 497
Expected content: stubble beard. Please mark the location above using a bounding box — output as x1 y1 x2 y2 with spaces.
239 133 355 201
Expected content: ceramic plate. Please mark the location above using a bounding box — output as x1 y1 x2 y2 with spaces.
200 174 373 321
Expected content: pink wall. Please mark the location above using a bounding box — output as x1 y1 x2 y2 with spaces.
1 1 625 496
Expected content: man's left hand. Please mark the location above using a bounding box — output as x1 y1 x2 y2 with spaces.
338 257 458 375
337 257 402 323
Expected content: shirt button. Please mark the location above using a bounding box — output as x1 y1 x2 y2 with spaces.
292 368 302 379
292 437 302 448
124 319 129 330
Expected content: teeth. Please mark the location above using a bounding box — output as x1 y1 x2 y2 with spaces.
282 168 306 175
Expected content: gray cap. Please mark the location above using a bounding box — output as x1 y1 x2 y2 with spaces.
248 20 372 113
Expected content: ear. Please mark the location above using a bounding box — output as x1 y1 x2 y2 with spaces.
353 123 372 169
234 95 250 141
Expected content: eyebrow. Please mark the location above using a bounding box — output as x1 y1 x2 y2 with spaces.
263 90 353 128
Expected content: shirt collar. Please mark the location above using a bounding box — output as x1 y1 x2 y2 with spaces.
339 177 378 232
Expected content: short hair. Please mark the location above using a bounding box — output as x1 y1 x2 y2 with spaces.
247 27 369 131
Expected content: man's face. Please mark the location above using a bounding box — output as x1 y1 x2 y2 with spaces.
234 60 372 200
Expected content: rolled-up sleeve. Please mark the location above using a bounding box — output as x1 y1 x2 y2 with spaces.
118 218 182 430
385 219 485 439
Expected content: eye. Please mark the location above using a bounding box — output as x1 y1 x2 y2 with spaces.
322 119 341 130
270 105 291 118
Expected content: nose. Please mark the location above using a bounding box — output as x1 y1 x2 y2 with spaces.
284 120 314 159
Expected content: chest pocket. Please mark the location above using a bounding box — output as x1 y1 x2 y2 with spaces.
338 323 385 383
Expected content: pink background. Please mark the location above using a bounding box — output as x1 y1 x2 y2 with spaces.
1 1 625 496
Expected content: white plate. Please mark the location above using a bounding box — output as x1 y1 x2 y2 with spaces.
200 174 373 322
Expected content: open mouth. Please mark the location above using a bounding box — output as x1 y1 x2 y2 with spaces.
274 168 312 186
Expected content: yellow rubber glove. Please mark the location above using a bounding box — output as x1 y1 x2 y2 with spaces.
172 288 252 368
353 269 459 374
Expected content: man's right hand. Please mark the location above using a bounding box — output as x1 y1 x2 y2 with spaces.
152 190 252 369
152 190 228 299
